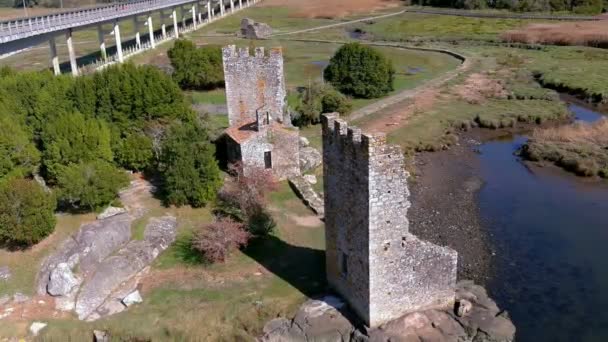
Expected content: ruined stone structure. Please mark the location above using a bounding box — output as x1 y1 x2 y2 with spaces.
322 113 458 328
222 45 300 179
240 18 273 39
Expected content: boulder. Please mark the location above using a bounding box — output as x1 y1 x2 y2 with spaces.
13 292 29 303
300 147 322 172
299 136 310 148
122 290 143 307
93 330 110 342
97 206 127 220
240 18 273 39
29 322 47 336
303 174 317 184
55 290 77 312
0 266 11 281
47 263 80 296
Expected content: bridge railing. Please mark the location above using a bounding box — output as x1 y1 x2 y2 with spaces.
0 0 206 43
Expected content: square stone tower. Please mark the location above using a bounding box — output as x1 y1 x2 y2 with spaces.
322 113 458 328
222 45 287 126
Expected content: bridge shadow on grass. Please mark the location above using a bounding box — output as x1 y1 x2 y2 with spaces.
244 235 327 298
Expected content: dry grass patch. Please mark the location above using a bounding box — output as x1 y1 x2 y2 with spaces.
522 118 608 178
260 0 400 18
501 21 608 48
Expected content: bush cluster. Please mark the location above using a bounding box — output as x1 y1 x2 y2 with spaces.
324 43 395 99
0 64 223 245
293 83 352 127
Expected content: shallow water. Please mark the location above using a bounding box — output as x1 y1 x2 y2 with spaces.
478 104 608 342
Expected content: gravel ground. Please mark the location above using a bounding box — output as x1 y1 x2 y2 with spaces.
407 138 493 286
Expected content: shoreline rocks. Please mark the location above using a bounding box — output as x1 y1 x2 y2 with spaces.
261 281 515 342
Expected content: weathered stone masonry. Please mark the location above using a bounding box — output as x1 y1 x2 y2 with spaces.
222 45 300 180
222 45 287 126
322 113 458 328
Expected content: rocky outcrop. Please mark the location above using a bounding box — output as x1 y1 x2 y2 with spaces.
97 206 127 220
300 147 322 173
0 266 10 281
47 263 81 296
37 212 177 321
261 281 515 342
37 213 134 295
75 216 177 320
240 18 273 39
288 176 324 216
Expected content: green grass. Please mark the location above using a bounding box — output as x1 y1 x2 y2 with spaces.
357 12 541 42
188 89 227 105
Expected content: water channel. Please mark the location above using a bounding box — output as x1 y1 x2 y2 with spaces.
478 103 608 341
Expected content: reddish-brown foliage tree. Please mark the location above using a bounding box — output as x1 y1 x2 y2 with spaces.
192 217 251 263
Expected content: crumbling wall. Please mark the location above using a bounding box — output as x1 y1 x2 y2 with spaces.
222 45 286 126
322 113 458 328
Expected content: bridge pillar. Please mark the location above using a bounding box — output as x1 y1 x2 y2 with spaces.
66 29 78 76
246 0 250 6
147 15 155 48
207 2 211 22
97 25 107 61
181 7 186 30
114 21 124 63
48 36 60 76
133 16 141 49
239 0 242 10
230 0 234 13
172 9 179 38
191 4 197 27
160 10 167 39
220 0 225 16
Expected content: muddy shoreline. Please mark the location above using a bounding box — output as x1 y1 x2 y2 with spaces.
407 133 493 286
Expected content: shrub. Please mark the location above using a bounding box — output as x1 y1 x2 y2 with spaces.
160 121 223 208
216 164 277 236
56 161 129 211
0 178 56 246
324 43 394 99
168 40 224 90
114 132 154 171
192 217 250 263
0 114 40 180
293 84 352 126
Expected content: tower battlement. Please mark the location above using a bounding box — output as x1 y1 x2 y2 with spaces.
222 45 286 126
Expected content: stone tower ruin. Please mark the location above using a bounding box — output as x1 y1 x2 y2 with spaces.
222 45 287 126
322 113 458 328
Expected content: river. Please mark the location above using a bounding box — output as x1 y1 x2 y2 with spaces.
477 103 608 341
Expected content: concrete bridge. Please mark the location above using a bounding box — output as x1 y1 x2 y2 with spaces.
0 0 258 75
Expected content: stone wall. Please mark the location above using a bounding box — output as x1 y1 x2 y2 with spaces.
222 45 287 126
322 113 458 328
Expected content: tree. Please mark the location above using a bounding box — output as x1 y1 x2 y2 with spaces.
160 121 223 208
114 132 154 171
41 112 113 181
56 161 129 211
168 40 224 90
0 114 40 180
192 218 250 263
324 43 395 99
0 178 56 246
293 83 352 126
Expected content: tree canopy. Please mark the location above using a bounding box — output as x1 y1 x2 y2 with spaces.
324 43 395 99
168 40 225 90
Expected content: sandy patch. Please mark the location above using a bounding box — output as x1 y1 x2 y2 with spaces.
453 73 508 104
290 215 323 227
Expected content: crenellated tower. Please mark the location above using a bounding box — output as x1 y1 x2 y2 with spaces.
222 45 287 126
322 113 458 327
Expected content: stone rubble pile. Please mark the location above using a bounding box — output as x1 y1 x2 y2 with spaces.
240 18 273 39
261 280 515 342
